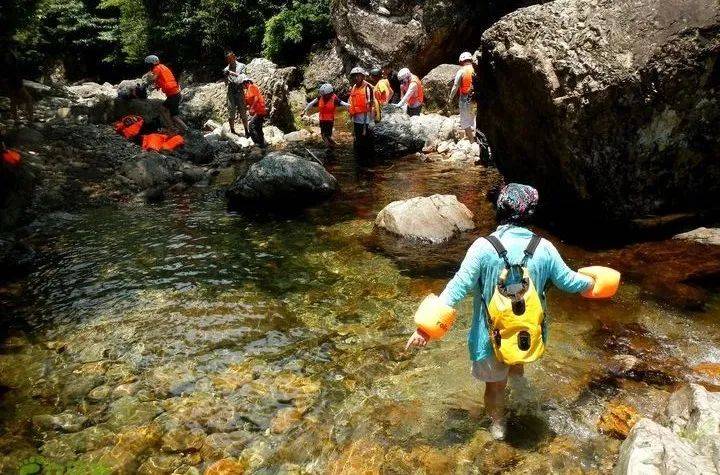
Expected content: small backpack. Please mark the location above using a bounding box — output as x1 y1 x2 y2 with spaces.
482 234 545 365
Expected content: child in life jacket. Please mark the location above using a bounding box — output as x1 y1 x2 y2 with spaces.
301 83 349 147
406 184 621 441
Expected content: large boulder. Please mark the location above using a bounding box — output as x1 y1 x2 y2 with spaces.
180 82 227 127
478 0 720 229
67 82 163 123
422 64 460 112
226 152 337 208
674 227 720 246
375 194 474 243
616 384 720 474
303 43 350 97
373 108 457 157
331 0 544 75
246 59 298 132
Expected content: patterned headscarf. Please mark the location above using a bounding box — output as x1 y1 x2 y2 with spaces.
496 183 539 223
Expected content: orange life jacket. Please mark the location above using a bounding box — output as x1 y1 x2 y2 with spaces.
152 64 180 96
349 82 372 116
161 134 185 151
459 64 474 95
318 94 338 121
2 149 21 166
141 133 185 152
244 83 267 116
401 75 424 107
113 115 144 139
374 79 393 104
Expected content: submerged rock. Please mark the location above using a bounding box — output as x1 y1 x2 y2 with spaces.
674 227 720 246
226 152 337 209
375 194 474 243
478 0 720 229
615 384 720 474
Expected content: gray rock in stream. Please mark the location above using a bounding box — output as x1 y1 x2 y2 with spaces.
226 152 337 209
615 384 720 474
674 227 720 246
372 108 457 158
478 0 720 229
375 194 475 243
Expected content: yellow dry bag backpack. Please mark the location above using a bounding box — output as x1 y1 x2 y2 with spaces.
482 235 545 365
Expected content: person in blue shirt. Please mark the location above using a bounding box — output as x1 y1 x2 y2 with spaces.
406 183 594 440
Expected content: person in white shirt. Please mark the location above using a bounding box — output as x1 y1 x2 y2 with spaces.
394 67 424 116
223 52 249 136
448 51 477 140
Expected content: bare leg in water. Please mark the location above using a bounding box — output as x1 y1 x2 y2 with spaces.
484 364 523 439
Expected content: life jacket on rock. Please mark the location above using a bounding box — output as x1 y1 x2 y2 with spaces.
141 133 185 152
113 115 144 140
401 75 424 107
318 94 338 121
459 64 475 96
152 63 180 96
244 83 267 117
483 234 545 365
1 149 21 166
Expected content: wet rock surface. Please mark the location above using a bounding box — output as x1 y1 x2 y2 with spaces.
478 0 720 229
375 194 475 243
616 384 720 474
373 109 457 158
226 152 337 209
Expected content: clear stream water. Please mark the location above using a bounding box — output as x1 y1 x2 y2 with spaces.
1 145 719 474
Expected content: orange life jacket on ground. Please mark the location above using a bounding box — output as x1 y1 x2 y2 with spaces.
318 94 338 121
244 83 267 116
113 115 144 139
401 74 424 106
152 64 180 96
141 133 185 152
374 79 393 104
459 64 475 95
349 82 372 116
2 149 21 166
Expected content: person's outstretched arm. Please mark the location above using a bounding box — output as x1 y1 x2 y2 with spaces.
396 82 417 108
546 241 593 293
302 98 318 115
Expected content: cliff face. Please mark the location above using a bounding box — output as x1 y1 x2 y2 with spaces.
477 0 720 228
331 0 544 75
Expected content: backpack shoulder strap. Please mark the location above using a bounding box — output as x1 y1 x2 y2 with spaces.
484 236 511 269
521 234 542 266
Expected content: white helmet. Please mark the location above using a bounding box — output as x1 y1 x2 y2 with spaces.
236 74 251 84
397 68 411 81
349 66 367 76
319 83 334 95
144 55 160 65
459 52 473 63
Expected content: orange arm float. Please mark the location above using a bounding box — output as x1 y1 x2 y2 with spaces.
413 294 457 340
578 266 621 299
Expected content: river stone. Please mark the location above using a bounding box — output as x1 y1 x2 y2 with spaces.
664 383 720 467
106 397 163 430
373 109 457 158
246 58 297 132
674 227 720 246
121 153 183 190
32 412 87 433
375 194 474 243
478 0 720 229
303 43 349 97
226 152 338 208
422 64 460 112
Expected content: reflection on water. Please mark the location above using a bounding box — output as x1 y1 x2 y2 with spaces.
1 148 719 473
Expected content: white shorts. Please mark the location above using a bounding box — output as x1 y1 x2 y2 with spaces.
459 96 475 129
471 356 509 382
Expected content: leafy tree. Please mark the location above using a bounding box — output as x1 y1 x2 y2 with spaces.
262 0 332 65
99 0 149 64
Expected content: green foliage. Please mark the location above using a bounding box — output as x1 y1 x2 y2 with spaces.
262 0 332 65
99 0 149 63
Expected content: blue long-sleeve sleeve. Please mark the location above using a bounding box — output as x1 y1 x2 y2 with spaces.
546 241 593 293
440 239 488 307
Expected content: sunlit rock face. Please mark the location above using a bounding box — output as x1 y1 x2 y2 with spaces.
478 0 720 229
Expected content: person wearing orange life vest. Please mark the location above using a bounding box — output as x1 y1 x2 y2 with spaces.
238 75 268 148
395 68 424 116
369 68 393 105
449 52 477 140
302 83 349 147
348 67 377 150
145 55 188 133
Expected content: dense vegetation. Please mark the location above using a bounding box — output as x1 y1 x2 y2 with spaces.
4 0 333 82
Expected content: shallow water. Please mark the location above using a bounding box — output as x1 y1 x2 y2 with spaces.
1 145 719 474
